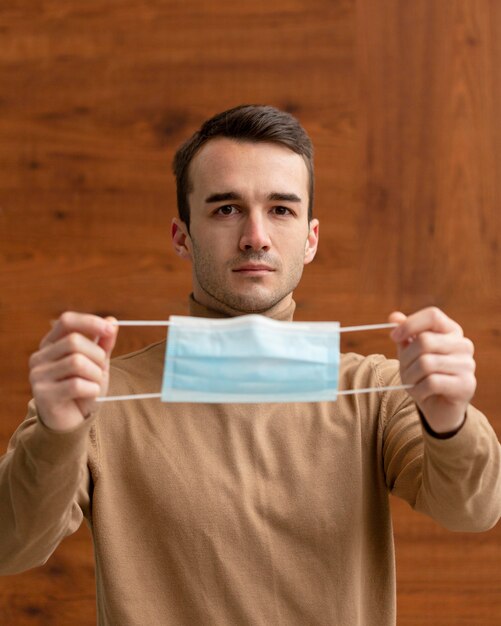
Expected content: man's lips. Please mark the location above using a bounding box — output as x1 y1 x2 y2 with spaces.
232 265 275 272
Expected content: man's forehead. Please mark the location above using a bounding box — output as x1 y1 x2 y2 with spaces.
188 138 309 195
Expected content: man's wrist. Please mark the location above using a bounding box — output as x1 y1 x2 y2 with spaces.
417 407 467 439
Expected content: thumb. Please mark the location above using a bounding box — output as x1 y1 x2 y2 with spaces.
388 310 407 325
388 311 407 343
99 316 119 357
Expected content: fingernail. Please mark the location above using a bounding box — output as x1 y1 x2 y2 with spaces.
391 327 403 341
103 322 115 335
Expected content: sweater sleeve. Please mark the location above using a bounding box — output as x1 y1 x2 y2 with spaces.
0 399 93 575
377 357 501 532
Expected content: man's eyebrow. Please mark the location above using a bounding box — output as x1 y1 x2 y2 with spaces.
204 191 302 203
205 192 241 203
268 192 302 203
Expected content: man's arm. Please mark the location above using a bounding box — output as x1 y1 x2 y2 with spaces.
382 307 501 531
0 312 118 575
0 403 93 574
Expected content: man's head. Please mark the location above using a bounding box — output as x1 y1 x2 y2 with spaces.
171 104 319 316
173 104 315 233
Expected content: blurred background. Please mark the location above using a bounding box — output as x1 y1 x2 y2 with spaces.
1 0 500 624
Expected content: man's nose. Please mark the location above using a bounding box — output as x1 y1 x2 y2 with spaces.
239 213 272 251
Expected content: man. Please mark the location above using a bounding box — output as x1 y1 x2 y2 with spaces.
1 104 500 625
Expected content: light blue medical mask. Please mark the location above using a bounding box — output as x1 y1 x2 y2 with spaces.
161 315 340 403
96 316 412 404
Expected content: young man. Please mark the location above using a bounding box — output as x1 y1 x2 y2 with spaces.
1 105 500 625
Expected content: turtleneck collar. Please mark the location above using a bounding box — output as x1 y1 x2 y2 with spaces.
188 293 296 322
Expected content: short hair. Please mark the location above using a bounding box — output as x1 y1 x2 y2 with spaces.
172 104 314 231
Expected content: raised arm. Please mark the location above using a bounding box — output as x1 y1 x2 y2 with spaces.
382 307 501 532
0 312 118 574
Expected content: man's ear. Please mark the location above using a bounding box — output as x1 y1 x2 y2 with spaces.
171 217 193 261
304 218 319 265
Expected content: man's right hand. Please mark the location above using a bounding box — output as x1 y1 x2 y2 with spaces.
29 312 119 432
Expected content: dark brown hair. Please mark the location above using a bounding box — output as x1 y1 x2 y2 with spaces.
172 104 314 231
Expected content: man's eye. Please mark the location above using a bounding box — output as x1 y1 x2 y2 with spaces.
216 205 237 216
273 206 292 216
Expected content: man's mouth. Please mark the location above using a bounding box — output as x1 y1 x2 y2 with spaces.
232 265 275 274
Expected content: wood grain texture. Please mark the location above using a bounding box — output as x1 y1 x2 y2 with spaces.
357 1 501 624
0 0 500 624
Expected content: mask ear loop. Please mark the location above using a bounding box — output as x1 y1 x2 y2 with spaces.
336 322 414 394
110 321 401 331
95 319 413 402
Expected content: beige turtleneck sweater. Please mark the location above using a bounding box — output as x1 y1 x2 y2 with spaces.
1 297 500 625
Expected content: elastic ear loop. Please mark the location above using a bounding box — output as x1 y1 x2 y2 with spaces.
96 320 413 402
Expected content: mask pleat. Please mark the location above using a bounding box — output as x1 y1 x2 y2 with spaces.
162 315 340 403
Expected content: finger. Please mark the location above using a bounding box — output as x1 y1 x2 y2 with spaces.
391 307 463 343
398 333 474 372
35 378 103 403
389 311 408 344
97 316 119 356
402 353 475 387
30 353 105 387
410 373 477 405
388 311 407 327
30 333 108 370
41 312 115 349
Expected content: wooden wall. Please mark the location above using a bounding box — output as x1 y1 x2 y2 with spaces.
1 1 500 623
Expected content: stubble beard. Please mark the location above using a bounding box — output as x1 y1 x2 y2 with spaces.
190 239 305 314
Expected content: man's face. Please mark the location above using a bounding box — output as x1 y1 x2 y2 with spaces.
172 138 319 315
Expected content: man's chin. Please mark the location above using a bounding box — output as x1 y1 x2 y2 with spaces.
202 288 286 315
226 292 291 314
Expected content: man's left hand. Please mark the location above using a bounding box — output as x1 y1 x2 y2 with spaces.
389 307 476 434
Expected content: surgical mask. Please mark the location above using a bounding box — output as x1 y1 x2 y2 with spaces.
96 315 411 404
162 315 341 403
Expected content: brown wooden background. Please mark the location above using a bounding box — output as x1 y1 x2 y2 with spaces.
1 0 500 624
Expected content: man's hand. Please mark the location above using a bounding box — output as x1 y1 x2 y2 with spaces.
29 312 119 432
389 307 476 434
